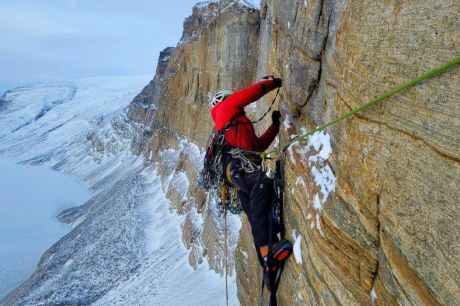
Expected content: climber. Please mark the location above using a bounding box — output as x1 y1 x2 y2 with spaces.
208 78 293 289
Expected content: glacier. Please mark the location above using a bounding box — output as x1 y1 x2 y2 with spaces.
0 76 237 305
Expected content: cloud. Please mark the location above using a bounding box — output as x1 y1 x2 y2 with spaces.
0 0 200 91
0 6 75 40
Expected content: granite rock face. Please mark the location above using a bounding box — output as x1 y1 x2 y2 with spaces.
235 0 459 305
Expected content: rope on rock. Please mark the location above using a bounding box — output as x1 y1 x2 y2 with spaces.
261 56 460 159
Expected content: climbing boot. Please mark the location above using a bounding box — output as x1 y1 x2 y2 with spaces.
262 240 293 290
272 239 293 263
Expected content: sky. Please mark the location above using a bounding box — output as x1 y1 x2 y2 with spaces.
0 0 203 95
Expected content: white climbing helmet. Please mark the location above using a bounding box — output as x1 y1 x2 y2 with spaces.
208 90 233 108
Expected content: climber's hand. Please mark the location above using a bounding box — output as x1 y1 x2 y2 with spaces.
262 76 282 88
273 77 282 88
272 111 281 127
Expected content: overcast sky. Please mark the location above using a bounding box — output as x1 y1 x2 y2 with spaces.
0 0 203 94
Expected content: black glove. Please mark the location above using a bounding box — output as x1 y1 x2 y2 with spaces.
272 111 281 127
262 76 282 88
273 77 282 88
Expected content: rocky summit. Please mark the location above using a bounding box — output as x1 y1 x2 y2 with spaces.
1 0 458 305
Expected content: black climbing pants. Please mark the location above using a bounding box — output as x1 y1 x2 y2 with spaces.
229 158 278 265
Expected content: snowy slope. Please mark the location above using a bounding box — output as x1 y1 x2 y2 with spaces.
93 166 238 306
0 76 148 182
0 76 237 305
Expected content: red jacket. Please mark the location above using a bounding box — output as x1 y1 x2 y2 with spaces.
210 80 279 152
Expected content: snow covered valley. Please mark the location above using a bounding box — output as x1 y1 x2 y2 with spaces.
0 156 90 297
0 76 236 305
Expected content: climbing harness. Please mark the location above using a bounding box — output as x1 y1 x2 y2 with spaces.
228 148 263 173
261 57 460 159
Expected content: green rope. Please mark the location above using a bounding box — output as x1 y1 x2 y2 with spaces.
262 56 460 158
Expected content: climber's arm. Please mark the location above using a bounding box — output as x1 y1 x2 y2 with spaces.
256 124 279 152
224 79 279 109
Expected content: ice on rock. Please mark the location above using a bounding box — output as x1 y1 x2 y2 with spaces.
295 176 306 188
311 165 336 202
283 113 293 129
307 131 332 163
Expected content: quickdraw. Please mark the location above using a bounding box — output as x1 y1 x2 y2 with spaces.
218 183 243 215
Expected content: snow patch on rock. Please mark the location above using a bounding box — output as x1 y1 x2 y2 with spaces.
371 287 378 302
292 230 303 264
287 130 336 237
283 113 293 129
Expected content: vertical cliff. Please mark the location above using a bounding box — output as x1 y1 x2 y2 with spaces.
126 0 459 305
127 0 261 274
236 0 459 305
